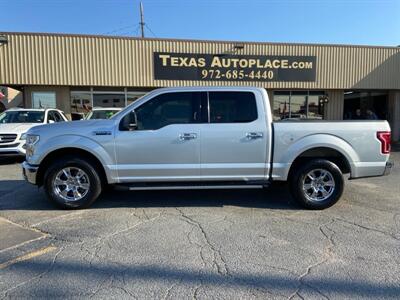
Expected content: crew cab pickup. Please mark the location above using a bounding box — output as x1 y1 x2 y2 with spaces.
22 87 392 209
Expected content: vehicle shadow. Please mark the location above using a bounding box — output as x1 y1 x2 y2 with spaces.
0 157 24 165
0 180 301 211
93 182 300 210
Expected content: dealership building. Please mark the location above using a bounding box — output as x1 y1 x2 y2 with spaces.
0 32 399 141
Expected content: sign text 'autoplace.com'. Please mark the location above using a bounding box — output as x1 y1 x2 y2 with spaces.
153 52 316 82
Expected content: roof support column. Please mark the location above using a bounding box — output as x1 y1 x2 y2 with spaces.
324 90 344 120
388 91 400 142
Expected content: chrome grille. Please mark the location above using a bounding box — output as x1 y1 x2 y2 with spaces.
0 134 17 144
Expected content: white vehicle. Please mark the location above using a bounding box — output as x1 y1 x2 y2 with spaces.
85 108 122 120
0 108 68 157
22 87 392 210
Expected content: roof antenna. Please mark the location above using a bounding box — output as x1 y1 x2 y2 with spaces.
139 2 145 38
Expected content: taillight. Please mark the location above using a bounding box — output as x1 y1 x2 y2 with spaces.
377 131 391 154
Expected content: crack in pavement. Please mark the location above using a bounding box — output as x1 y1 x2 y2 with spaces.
186 225 207 268
88 210 162 267
163 282 178 300
192 284 202 299
176 208 230 276
90 273 138 299
288 219 335 300
335 217 399 241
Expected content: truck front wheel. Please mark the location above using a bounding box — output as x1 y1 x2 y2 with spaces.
289 159 344 210
44 157 102 209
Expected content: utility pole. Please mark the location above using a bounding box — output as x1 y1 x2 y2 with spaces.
139 2 145 38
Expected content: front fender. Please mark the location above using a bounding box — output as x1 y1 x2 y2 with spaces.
29 134 117 183
273 134 359 180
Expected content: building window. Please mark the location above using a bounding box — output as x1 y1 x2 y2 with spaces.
70 89 147 115
273 91 325 120
70 92 91 113
127 92 146 106
343 91 388 120
32 92 56 109
93 93 125 108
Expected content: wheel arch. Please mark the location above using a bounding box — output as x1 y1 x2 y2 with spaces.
288 147 352 180
36 147 108 187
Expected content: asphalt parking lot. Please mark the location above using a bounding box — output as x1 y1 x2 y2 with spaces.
0 151 399 299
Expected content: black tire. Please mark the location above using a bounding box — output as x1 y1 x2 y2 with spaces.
44 156 102 209
289 159 344 210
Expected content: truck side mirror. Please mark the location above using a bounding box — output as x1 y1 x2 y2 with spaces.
120 110 138 131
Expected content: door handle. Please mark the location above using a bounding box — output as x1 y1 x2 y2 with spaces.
246 132 263 140
179 133 197 140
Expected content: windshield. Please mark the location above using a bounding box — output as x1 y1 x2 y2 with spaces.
0 111 45 124
86 110 120 120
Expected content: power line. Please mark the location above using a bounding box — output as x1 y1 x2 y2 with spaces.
145 24 157 38
104 25 136 35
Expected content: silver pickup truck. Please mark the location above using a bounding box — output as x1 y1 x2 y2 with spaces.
22 87 392 210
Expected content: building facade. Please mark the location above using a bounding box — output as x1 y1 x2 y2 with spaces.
0 32 399 141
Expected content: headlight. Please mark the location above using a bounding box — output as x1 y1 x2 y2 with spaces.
20 133 27 140
26 134 40 145
25 134 40 158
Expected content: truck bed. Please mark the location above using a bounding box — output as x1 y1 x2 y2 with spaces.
271 120 391 180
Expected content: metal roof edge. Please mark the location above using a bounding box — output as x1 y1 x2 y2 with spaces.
1 31 399 50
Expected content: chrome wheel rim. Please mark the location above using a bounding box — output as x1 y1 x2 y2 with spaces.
302 169 335 202
53 167 90 202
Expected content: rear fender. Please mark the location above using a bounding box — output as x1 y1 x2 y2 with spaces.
274 134 359 180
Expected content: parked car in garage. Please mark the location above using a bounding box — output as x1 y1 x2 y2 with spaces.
0 108 68 157
85 107 122 120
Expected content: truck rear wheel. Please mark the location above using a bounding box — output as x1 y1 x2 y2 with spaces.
289 159 344 210
44 157 102 209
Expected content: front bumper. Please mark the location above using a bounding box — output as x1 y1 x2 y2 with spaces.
383 161 393 176
0 142 26 157
22 161 39 185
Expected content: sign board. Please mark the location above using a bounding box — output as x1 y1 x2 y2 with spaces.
32 92 56 108
154 52 316 82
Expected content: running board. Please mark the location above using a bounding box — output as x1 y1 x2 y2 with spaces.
127 185 264 191
115 180 270 191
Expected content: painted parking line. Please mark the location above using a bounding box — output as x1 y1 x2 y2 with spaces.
0 217 47 253
0 246 57 270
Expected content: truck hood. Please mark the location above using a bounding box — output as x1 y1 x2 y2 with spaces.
28 119 115 136
0 123 38 134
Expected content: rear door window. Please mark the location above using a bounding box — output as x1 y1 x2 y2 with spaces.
208 92 258 123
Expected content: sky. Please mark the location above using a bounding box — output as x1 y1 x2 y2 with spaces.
0 0 399 46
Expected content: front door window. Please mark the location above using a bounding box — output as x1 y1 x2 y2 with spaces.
135 92 203 130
